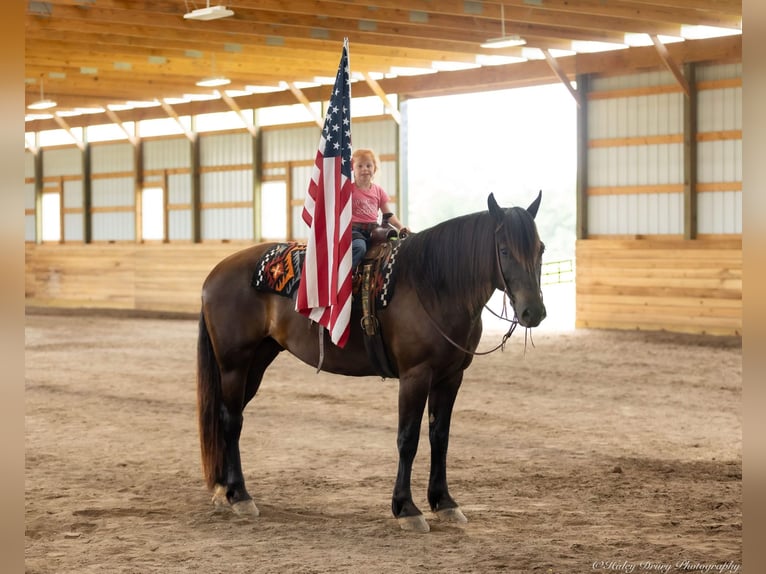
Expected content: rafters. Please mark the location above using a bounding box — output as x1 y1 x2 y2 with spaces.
25 0 742 126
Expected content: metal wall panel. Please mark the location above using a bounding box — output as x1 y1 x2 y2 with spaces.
262 125 318 162
42 146 82 176
200 131 252 165
25 150 36 178
168 173 193 241
142 137 191 170
588 193 683 235
587 70 685 235
91 212 134 241
169 209 192 241
62 179 84 241
90 141 135 173
198 132 254 240
92 177 134 207
202 208 253 240
696 62 742 234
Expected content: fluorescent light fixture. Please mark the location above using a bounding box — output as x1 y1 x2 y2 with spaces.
196 76 231 87
184 4 234 21
27 99 57 110
27 77 57 110
481 4 526 49
107 103 135 111
481 35 526 49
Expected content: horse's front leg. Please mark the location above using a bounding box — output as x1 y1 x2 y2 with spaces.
427 371 467 524
391 371 431 532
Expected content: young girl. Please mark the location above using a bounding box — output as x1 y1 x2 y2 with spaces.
350 148 408 268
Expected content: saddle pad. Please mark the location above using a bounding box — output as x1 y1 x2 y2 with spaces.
251 239 402 307
251 242 306 298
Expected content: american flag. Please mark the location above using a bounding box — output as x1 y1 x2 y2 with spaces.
295 39 353 348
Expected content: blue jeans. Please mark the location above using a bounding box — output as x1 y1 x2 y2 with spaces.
352 234 368 269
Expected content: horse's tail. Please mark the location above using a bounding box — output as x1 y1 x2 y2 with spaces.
197 310 223 491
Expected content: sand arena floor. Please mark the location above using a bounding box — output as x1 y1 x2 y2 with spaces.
25 310 741 573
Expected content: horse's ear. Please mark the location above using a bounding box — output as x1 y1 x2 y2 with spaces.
487 193 504 223
527 190 542 219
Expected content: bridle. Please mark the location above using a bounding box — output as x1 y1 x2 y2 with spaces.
415 219 537 357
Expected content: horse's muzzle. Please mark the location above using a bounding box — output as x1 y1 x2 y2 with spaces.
518 301 546 328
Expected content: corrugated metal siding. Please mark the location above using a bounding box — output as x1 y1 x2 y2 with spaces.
202 208 253 240
696 63 742 234
198 132 253 240
262 125 317 162
91 142 135 173
42 146 82 176
142 138 190 170
92 213 135 241
587 71 684 235
92 176 135 241
63 180 84 241
168 173 193 240
200 132 252 165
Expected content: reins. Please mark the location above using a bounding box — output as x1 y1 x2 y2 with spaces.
414 221 535 357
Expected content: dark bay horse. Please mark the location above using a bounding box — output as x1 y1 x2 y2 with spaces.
197 192 546 532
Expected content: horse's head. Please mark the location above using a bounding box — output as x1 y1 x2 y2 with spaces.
487 191 547 328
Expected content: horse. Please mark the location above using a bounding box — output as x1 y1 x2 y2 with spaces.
196 191 546 533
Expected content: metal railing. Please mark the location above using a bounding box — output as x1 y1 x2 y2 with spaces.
541 258 574 285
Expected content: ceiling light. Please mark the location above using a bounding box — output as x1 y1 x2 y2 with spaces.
196 76 231 87
184 3 234 21
481 4 526 49
196 53 230 87
27 77 57 110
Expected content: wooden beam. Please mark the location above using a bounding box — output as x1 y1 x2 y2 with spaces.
541 49 580 107
104 108 138 145
285 82 324 128
219 91 258 137
159 100 195 142
52 114 85 150
650 34 691 98
362 72 401 124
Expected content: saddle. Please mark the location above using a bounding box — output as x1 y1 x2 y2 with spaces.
354 224 400 379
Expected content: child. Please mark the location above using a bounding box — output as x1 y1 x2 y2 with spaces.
350 148 409 269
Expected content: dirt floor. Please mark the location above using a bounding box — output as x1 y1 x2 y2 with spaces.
25 310 742 574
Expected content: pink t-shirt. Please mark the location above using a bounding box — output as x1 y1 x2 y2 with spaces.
351 183 390 224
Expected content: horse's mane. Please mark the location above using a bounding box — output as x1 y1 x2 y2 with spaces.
395 206 540 316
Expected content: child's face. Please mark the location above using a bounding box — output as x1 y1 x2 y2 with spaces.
353 155 376 183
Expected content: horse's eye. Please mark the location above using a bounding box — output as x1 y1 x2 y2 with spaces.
499 248 509 257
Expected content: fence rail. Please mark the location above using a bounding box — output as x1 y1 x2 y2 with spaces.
542 258 574 285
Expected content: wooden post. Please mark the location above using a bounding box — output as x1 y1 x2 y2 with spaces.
576 73 589 240
683 63 698 240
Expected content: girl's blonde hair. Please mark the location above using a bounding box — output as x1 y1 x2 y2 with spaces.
351 148 379 173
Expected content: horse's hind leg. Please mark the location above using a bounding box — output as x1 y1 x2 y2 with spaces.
214 339 283 517
427 372 468 524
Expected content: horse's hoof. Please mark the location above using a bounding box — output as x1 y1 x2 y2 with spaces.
435 507 468 524
397 515 430 533
211 484 229 509
231 499 260 517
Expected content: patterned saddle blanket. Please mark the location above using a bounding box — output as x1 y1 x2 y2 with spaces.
251 241 401 309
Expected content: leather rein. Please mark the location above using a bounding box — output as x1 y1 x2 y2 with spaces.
415 221 534 357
